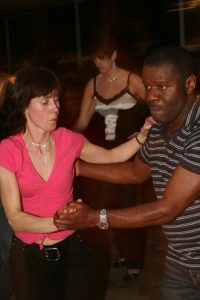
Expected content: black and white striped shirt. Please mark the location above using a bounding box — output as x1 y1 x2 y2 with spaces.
140 97 200 269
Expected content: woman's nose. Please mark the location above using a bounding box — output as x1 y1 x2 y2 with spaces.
50 99 60 112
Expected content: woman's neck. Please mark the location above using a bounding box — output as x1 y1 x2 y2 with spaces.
104 65 120 82
23 128 52 146
23 128 53 169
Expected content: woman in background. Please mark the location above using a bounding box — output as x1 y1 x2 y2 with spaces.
73 37 154 282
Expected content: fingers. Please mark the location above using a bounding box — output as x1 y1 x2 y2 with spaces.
54 210 80 230
146 116 156 125
140 116 156 135
53 199 84 229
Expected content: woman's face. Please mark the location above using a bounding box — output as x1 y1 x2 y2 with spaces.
93 51 116 74
24 90 60 132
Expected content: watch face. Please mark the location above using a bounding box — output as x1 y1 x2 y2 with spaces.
99 221 109 230
97 209 108 230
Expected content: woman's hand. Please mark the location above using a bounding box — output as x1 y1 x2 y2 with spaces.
53 200 98 230
135 116 156 145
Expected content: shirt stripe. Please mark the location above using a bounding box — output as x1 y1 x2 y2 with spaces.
140 97 200 269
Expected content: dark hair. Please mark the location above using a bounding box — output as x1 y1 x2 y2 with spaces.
143 45 195 81
4 66 61 136
91 37 118 59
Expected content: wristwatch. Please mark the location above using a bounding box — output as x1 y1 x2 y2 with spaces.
97 209 109 230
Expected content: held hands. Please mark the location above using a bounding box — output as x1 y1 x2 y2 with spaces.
54 199 97 230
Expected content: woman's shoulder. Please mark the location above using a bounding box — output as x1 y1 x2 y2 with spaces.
85 77 95 88
0 134 22 150
128 71 142 82
118 69 141 84
83 77 95 96
53 127 85 154
0 134 23 170
53 127 85 141
127 71 145 100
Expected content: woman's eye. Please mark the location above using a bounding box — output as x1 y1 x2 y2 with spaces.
54 98 60 105
42 100 48 105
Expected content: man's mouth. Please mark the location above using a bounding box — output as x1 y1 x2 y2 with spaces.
149 105 161 113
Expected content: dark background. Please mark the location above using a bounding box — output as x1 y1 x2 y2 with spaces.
0 0 200 128
0 0 183 73
0 0 200 91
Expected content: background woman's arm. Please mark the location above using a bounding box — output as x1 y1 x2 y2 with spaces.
73 79 95 132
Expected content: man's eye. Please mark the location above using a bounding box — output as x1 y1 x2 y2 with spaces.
144 85 151 91
159 85 167 90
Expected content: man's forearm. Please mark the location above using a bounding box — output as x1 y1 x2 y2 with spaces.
79 160 140 184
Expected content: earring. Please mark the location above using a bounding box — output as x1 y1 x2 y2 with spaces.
113 61 116 70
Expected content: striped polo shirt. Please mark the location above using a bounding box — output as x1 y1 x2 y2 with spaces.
140 97 200 269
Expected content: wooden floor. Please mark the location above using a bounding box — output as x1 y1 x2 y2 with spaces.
106 226 166 300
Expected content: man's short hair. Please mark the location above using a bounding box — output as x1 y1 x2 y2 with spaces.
143 45 195 81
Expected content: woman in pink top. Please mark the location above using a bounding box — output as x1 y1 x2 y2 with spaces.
0 66 152 300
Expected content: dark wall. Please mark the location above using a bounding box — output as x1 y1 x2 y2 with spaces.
0 0 180 72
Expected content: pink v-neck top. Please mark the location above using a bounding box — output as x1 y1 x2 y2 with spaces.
0 127 85 244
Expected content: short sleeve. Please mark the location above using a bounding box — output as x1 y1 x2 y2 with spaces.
138 143 150 165
66 130 85 158
53 127 85 159
0 138 19 173
180 129 200 175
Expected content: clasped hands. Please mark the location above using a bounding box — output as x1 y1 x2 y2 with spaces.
53 200 96 230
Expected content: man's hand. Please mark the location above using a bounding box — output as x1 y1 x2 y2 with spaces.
53 200 98 230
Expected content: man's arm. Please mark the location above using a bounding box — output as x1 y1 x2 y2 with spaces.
76 155 151 184
55 165 200 230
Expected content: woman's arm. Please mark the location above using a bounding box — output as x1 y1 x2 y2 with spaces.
0 166 57 233
79 117 154 164
73 79 95 132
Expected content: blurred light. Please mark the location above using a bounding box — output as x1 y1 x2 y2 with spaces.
168 0 200 11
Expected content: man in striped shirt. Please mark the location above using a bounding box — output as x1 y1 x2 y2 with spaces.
55 45 200 299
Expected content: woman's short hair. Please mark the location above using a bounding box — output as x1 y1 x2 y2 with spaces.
4 66 61 135
91 37 117 59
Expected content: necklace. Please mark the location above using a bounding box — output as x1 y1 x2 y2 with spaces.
31 136 51 167
104 64 119 90
31 141 49 148
105 73 118 83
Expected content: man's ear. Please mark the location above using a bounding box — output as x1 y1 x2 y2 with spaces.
186 74 196 94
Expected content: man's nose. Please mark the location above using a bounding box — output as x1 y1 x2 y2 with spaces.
146 87 159 102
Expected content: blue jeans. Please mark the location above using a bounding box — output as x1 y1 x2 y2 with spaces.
0 205 13 300
161 259 200 300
